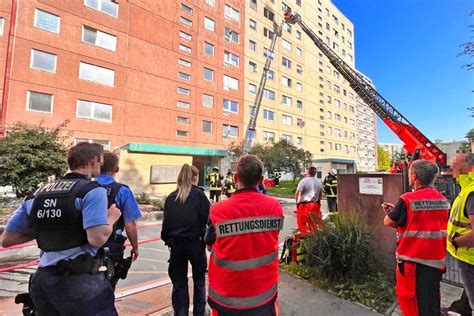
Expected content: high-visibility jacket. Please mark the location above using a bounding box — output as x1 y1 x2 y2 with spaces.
272 171 281 179
323 175 337 197
225 174 236 194
208 172 222 191
396 188 450 269
447 175 474 265
208 189 284 310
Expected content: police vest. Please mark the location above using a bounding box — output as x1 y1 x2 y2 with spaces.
324 176 337 197
397 188 450 269
208 189 284 310
209 172 222 190
28 178 99 252
447 179 474 265
102 181 126 244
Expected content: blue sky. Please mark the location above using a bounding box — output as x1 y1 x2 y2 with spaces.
332 0 473 144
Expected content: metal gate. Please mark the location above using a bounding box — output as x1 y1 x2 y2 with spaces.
443 253 462 286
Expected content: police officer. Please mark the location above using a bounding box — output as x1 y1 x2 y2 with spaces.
96 151 142 290
205 155 284 315
1 142 121 315
207 167 223 203
382 160 449 316
323 169 338 214
272 169 281 187
223 169 236 198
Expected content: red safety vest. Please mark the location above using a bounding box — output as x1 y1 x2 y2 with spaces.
396 188 449 270
208 189 284 310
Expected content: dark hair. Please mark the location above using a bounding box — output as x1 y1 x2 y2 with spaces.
308 166 317 176
101 151 119 174
68 142 103 170
410 160 439 186
236 154 263 187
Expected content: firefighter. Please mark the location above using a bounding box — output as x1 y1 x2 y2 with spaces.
223 169 236 198
295 166 323 235
323 169 338 214
207 167 223 203
1 142 121 315
96 151 142 290
272 169 282 187
442 153 474 315
382 160 449 316
205 154 284 315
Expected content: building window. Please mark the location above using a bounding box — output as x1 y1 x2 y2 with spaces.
296 100 303 109
82 26 117 51
178 72 191 80
296 0 301 6
178 87 190 95
263 27 274 40
281 95 292 107
282 39 292 51
334 99 341 107
248 129 256 139
223 124 238 138
176 130 189 137
335 143 341 151
224 51 239 66
224 4 240 22
84 0 118 17
335 128 341 137
264 8 274 21
327 111 332 119
27 91 53 113
202 120 213 133
249 106 257 117
296 83 302 92
296 137 303 145
202 94 214 108
204 17 215 31
335 114 341 121
179 31 192 41
249 40 257 51
282 57 292 69
282 76 292 87
178 59 191 68
248 84 257 95
180 17 192 27
296 47 302 57
296 64 303 74
282 114 292 125
30 49 56 73
223 99 238 113
263 89 275 100
282 134 292 144
283 23 292 33
249 19 257 30
333 42 339 52
263 131 275 142
223 75 239 90
205 0 216 6
263 110 275 121
264 48 274 60
250 0 257 11
177 116 190 124
204 42 215 56
0 18 4 36
203 68 214 81
79 62 114 86
180 4 193 14
265 69 275 80
248 61 257 73
224 27 239 43
177 101 190 109
179 44 191 53
76 100 112 122
328 142 333 150
34 9 60 33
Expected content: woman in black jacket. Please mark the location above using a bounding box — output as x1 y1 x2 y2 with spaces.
161 164 210 316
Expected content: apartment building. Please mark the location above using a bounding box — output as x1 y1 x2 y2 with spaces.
378 143 405 161
0 0 245 194
243 0 359 178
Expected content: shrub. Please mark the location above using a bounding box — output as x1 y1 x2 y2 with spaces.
305 214 373 282
151 198 165 210
135 192 151 204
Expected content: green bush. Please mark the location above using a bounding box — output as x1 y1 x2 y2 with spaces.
135 192 151 204
151 198 165 210
305 214 373 282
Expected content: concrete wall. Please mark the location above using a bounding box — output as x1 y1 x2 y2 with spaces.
338 173 403 269
115 150 192 197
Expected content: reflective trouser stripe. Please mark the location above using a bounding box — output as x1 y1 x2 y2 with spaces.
208 283 278 308
396 254 445 269
398 231 447 239
211 250 278 271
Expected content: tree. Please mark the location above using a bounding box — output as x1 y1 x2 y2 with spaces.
458 128 474 153
434 138 446 152
227 141 243 163
0 121 70 197
377 146 391 171
458 10 474 71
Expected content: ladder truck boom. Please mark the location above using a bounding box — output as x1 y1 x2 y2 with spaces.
284 10 447 169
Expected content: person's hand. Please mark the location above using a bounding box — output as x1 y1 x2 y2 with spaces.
108 204 121 224
131 247 139 262
206 245 212 252
381 202 394 214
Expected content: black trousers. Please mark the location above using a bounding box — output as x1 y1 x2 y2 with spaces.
168 239 207 316
327 197 338 212
210 190 221 203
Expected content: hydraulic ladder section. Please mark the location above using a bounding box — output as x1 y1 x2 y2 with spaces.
242 22 283 153
284 10 447 168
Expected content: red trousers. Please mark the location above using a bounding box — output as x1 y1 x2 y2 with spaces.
297 202 322 235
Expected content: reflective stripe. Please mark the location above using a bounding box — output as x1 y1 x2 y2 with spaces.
396 254 445 269
410 199 450 211
208 283 278 308
451 220 472 229
398 231 447 239
211 250 278 271
215 216 284 237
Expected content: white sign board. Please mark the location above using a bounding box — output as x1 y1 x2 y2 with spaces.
359 177 383 195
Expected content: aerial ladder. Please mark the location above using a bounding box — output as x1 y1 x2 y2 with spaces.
242 22 283 153
284 9 456 198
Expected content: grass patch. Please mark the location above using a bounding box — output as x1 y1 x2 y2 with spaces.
266 180 298 197
280 263 395 313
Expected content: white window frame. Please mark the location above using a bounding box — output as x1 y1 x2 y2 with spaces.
223 99 239 114
282 115 292 126
0 18 4 36
180 17 193 27
224 51 240 67
205 0 216 7
30 49 57 73
204 42 215 56
79 62 115 87
282 39 292 51
26 91 54 113
34 9 60 34
180 4 193 14
222 124 238 138
179 31 192 41
263 110 275 121
223 75 239 91
202 120 213 133
178 59 191 68
82 26 117 51
177 101 190 109
203 67 214 81
178 87 190 95
84 0 119 18
74 138 110 150
224 27 240 44
179 44 191 53
224 5 240 23
202 94 214 108
178 72 191 81
263 131 275 142
176 116 190 124
204 17 215 32
76 100 112 122
176 130 189 137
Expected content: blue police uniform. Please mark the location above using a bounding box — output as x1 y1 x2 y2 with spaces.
6 173 117 315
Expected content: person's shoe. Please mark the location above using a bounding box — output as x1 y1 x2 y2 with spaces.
440 306 462 316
